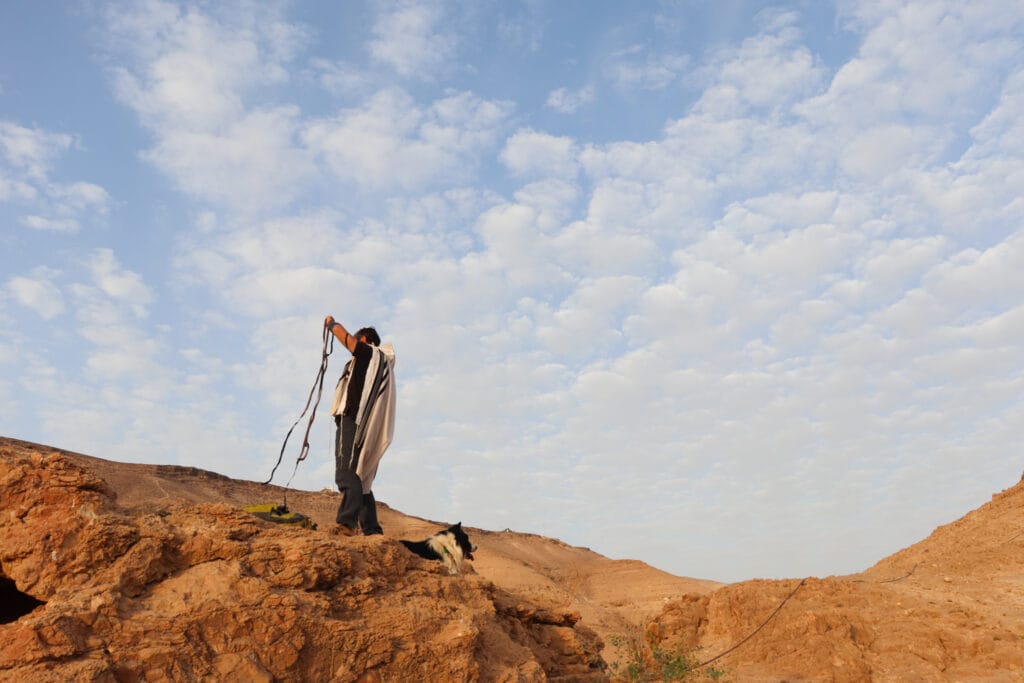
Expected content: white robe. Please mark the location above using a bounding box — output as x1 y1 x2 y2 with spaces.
329 343 396 493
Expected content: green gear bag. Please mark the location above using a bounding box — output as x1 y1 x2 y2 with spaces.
244 503 318 530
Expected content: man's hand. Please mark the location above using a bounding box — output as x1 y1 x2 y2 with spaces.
325 315 357 353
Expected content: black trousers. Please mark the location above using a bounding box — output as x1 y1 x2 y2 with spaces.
334 415 383 534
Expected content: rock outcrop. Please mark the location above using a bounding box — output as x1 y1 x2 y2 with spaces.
0 443 603 682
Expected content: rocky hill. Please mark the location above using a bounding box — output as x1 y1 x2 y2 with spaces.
0 437 715 681
3 436 1023 681
652 475 1024 681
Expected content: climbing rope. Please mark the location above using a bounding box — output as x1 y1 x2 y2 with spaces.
695 577 807 669
263 324 335 507
850 563 919 584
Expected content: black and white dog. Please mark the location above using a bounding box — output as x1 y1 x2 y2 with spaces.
400 522 477 575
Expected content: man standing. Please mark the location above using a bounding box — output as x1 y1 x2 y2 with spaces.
324 315 396 536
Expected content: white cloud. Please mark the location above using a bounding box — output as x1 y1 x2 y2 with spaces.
0 120 73 180
921 230 1024 315
3 251 167 456
6 250 272 473
730 191 841 232
106 0 304 132
384 187 501 242
305 89 512 191
0 121 110 232
851 235 950 306
971 304 1024 347
87 249 153 309
309 57 373 97
694 11 826 113
908 66 1024 241
606 45 689 91
535 276 648 356
228 267 354 318
6 268 65 319
839 123 945 179
104 0 311 211
368 0 456 79
53 182 110 213
171 211 389 320
967 65 1024 158
19 215 81 233
85 344 160 378
500 129 578 178
473 202 569 291
143 105 315 212
0 175 36 202
804 1 1023 130
546 86 595 114
512 179 579 226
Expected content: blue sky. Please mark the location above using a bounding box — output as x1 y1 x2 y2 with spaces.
2 0 1022 583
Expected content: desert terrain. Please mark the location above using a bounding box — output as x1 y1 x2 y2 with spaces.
2 435 1023 681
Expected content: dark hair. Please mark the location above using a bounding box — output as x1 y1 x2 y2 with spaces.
356 327 381 346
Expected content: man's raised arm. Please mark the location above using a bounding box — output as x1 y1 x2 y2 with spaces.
325 315 358 354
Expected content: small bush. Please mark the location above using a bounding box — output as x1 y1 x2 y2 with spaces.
606 626 727 682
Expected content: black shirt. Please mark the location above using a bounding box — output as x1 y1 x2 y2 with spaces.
343 341 374 417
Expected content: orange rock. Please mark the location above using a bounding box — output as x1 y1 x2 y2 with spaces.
0 440 605 681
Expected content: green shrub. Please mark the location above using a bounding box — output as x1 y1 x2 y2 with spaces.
606 626 727 682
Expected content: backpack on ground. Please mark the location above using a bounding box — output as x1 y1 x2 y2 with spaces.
243 503 317 530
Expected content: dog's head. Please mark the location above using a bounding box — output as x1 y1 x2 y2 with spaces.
449 522 476 561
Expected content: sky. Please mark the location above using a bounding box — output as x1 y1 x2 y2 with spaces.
1 0 1022 584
